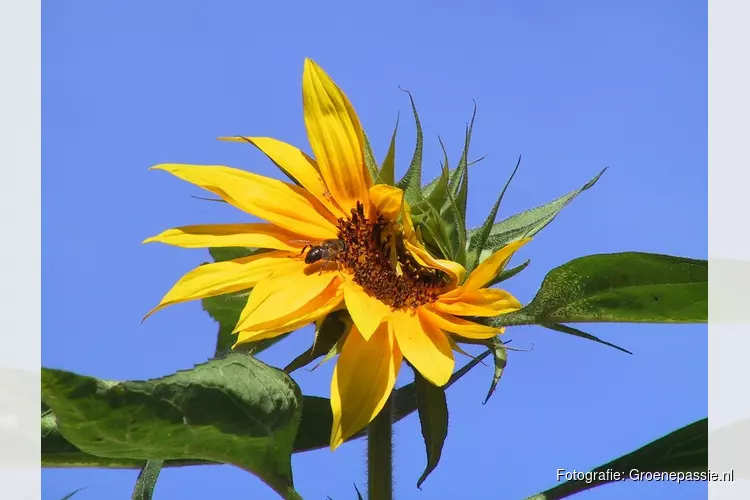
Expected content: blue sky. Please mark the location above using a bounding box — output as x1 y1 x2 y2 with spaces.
42 1 706 499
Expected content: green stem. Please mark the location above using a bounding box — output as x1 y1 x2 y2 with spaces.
367 393 394 500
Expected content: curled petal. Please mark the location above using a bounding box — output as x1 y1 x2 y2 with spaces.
446 239 530 298
369 184 404 221
404 239 466 286
420 307 501 339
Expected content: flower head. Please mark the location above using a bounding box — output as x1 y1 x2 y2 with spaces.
145 59 529 449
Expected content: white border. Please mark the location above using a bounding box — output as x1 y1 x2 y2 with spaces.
709 0 750 497
0 0 42 498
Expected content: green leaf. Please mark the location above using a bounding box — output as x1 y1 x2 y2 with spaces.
363 132 380 182
395 88 425 207
132 460 163 500
284 311 351 373
544 324 632 354
60 488 86 500
468 155 522 271
42 352 493 467
486 258 530 288
526 418 707 500
468 169 606 263
42 353 303 500
203 247 290 355
490 252 708 327
378 114 399 185
482 337 508 404
414 371 449 488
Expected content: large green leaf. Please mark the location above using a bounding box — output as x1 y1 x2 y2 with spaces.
468 169 605 263
490 252 708 327
526 418 708 500
414 372 449 488
202 247 290 355
43 351 493 468
41 353 303 500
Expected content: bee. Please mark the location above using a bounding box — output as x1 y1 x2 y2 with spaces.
296 239 347 275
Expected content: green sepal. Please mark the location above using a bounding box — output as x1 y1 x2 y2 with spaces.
482 336 509 405
467 155 522 271
363 132 380 182
467 169 606 265
378 114 399 185
395 88 425 207
486 258 531 288
284 310 351 373
448 102 476 222
414 371 449 489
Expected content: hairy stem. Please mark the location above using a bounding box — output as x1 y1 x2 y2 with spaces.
367 394 394 500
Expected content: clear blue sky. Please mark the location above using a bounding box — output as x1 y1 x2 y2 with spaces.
42 1 706 499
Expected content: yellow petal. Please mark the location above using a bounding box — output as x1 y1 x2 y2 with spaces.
143 250 296 320
302 59 371 214
369 184 404 221
217 136 346 218
343 280 392 341
234 279 344 346
330 324 401 450
430 299 505 318
151 163 338 240
404 239 466 286
392 310 454 387
234 266 340 332
452 239 530 296
420 306 501 339
431 288 521 317
143 223 308 251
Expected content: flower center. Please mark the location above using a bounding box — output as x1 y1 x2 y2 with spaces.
335 202 448 310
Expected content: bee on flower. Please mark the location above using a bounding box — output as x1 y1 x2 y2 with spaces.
144 58 529 450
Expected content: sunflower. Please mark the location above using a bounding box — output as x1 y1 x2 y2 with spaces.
144 58 529 450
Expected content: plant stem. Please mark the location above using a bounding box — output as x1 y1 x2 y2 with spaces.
367 393 394 500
